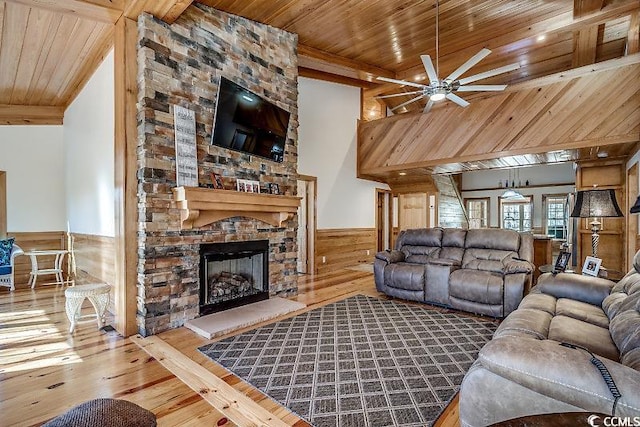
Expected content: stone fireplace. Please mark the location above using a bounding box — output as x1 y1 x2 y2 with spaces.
135 5 299 336
200 240 269 315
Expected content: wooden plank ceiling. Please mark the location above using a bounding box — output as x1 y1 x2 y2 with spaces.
0 0 638 169
0 0 193 124
358 55 640 181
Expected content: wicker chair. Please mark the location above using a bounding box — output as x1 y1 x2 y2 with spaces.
0 244 24 291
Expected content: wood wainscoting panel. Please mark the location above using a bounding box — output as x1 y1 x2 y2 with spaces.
71 233 116 288
315 228 376 274
7 231 65 287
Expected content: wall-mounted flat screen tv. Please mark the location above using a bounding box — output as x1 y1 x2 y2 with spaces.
211 77 290 163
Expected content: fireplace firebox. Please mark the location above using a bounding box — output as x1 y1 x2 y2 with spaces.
199 240 269 315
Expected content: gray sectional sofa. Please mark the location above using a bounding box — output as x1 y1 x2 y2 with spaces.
374 227 534 318
459 254 640 426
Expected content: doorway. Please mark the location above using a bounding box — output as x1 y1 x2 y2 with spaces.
376 189 392 251
0 171 6 238
297 175 317 274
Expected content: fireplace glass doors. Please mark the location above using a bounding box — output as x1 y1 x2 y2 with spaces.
199 240 269 315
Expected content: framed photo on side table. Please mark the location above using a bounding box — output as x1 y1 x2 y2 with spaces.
582 256 602 277
553 250 571 273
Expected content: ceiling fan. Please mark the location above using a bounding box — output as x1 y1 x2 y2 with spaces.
377 1 521 113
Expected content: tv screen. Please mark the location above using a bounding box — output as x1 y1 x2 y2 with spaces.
211 77 290 163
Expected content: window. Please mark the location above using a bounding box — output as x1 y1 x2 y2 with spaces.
500 196 532 232
465 198 489 229
544 194 568 239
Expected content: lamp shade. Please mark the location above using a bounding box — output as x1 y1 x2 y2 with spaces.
631 195 640 214
570 189 623 218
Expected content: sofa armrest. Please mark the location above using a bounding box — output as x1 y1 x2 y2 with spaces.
478 337 640 417
503 259 534 274
537 272 614 306
374 250 404 264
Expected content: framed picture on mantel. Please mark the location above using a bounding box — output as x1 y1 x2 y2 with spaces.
210 173 224 189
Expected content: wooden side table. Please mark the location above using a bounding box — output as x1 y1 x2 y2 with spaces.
23 249 68 288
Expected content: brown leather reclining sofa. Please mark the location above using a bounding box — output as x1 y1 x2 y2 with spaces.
374 227 534 318
459 252 640 426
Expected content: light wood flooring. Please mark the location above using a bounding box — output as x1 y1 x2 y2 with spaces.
0 269 460 426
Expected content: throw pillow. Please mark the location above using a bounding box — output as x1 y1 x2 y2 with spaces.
0 238 15 267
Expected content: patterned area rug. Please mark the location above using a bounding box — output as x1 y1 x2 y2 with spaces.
198 295 497 427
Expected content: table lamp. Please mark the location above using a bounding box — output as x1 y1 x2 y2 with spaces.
570 188 623 258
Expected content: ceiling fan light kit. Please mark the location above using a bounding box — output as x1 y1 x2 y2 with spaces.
377 1 520 113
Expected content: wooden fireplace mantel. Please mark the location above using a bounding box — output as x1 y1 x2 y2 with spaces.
172 186 301 229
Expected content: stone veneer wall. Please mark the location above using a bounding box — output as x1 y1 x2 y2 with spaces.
136 4 299 336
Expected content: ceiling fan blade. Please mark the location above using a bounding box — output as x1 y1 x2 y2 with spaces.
423 99 434 113
457 84 507 92
458 62 521 85
376 76 426 89
420 55 439 85
446 93 470 108
445 48 492 82
391 94 426 112
376 90 423 99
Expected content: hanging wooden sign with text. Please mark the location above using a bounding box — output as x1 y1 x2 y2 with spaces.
174 105 198 187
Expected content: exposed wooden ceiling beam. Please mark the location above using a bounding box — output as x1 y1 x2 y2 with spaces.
3 0 124 24
396 0 640 81
572 0 604 67
574 0 605 18
0 104 64 124
123 0 194 23
298 44 395 83
572 24 602 67
299 67 376 89
628 11 640 54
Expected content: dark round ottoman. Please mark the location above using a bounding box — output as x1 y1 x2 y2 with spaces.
42 398 157 427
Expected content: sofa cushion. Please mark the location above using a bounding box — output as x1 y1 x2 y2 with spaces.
439 247 464 263
548 315 619 361
383 263 425 291
0 265 11 275
518 293 557 316
397 228 442 248
462 248 517 273
403 246 440 263
610 309 640 370
556 298 609 329
450 269 504 305
494 308 553 340
442 228 466 248
465 229 520 252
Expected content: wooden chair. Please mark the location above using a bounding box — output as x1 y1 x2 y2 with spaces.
0 244 24 291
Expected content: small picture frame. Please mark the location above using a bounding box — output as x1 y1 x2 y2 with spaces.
211 173 224 189
268 183 280 195
236 179 260 193
582 256 602 277
553 250 571 272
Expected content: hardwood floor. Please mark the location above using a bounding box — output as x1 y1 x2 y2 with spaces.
0 269 460 426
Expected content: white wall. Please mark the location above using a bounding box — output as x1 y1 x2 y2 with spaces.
462 163 576 229
0 126 66 231
64 50 115 237
298 77 386 229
